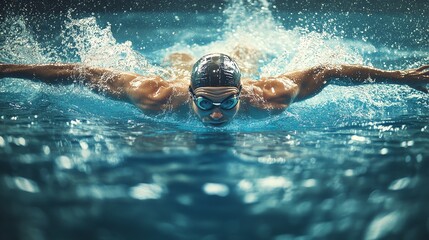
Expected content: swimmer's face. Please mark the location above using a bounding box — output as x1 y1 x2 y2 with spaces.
189 86 241 127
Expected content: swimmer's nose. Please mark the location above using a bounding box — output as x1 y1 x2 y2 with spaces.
210 109 223 120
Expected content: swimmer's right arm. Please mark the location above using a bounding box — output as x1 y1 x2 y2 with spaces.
0 63 140 98
0 63 188 111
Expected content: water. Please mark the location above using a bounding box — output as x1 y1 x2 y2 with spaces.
1 1 429 239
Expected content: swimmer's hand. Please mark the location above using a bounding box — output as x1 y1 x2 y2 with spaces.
400 65 429 93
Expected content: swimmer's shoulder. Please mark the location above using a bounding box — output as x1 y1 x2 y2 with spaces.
125 75 189 112
241 76 298 110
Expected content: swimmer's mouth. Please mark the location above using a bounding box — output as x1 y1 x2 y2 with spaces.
206 121 229 127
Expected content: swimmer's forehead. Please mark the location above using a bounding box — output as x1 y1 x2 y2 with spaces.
194 87 239 100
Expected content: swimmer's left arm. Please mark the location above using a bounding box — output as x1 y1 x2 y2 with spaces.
327 64 429 93
281 64 429 101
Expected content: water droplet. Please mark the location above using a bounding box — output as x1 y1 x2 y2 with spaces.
243 193 258 204
42 145 50 155
14 176 40 193
81 149 91 158
129 183 163 200
238 179 253 191
79 141 89 150
203 183 229 197
56 156 73 169
388 177 411 191
416 154 423 163
344 169 354 177
176 195 193 205
257 176 292 190
351 135 367 142
14 137 27 146
365 212 402 240
302 179 317 187
310 222 333 237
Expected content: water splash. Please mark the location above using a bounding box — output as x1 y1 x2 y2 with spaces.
163 0 368 79
0 16 50 64
1 1 428 130
261 30 366 77
60 14 152 75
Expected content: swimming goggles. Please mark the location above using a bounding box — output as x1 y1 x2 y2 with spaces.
189 86 242 111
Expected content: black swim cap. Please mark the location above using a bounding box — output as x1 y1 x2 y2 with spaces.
190 53 241 89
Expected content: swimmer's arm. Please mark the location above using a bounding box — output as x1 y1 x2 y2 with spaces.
0 63 188 111
279 65 334 102
281 64 429 101
327 64 429 93
0 63 139 99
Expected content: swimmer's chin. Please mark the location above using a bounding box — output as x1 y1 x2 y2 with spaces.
203 121 230 127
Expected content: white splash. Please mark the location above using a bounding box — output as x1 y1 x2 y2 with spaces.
0 16 49 63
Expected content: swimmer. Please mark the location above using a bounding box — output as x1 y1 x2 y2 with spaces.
1 53 428 126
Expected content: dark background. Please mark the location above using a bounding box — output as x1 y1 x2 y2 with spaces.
2 0 429 15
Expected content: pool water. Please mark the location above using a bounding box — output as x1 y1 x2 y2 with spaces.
1 1 429 239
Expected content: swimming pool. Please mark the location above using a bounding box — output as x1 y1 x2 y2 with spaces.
1 0 429 239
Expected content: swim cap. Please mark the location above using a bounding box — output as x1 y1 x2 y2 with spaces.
190 53 241 89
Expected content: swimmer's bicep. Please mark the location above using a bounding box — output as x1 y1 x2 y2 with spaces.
280 66 330 86
279 66 334 101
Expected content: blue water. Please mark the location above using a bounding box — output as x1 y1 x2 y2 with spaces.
1 1 429 239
